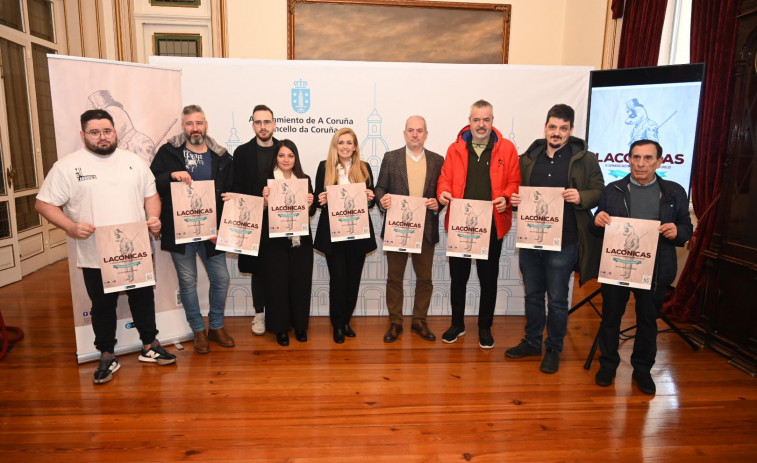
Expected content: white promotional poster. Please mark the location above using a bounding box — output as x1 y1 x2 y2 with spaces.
588 82 702 196
216 193 264 256
171 180 217 244
267 178 310 238
48 55 189 364
446 199 493 260
515 187 565 251
95 222 155 293
382 195 426 253
326 183 371 242
598 217 661 290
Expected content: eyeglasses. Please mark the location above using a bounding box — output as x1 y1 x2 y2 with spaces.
252 120 273 127
84 129 114 138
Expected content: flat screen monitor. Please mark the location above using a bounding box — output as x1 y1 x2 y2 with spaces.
586 63 705 197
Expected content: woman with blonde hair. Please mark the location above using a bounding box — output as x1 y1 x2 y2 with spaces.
313 128 377 343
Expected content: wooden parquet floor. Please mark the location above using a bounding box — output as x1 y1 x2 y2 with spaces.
0 260 755 462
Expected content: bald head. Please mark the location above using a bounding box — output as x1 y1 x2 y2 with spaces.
404 115 428 153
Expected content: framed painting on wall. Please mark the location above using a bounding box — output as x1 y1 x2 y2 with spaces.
287 0 511 64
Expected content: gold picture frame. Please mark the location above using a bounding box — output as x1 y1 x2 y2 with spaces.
287 0 511 64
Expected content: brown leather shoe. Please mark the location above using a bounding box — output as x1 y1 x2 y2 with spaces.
208 327 235 347
411 320 436 341
193 330 210 354
383 323 403 343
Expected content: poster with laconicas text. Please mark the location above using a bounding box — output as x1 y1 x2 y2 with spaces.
267 178 310 238
598 217 660 290
446 199 492 260
515 186 565 251
216 193 264 256
383 194 426 253
171 180 217 244
95 222 155 294
327 183 370 242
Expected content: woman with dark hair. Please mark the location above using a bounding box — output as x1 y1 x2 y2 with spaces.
261 139 315 346
313 128 377 344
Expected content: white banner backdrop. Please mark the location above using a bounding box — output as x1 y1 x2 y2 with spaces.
48 56 190 363
150 57 591 320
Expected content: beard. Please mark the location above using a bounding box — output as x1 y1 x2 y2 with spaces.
187 132 206 146
256 131 272 142
548 137 566 150
85 139 117 155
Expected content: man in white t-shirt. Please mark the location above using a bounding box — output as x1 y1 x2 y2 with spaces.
36 109 176 385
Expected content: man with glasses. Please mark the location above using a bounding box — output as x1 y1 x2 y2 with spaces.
151 105 235 354
231 105 279 336
36 109 176 385
437 100 520 349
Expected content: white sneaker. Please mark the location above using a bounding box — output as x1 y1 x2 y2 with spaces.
251 312 265 336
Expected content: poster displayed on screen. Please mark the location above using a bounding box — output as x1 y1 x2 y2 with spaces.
95 222 155 294
326 183 371 242
587 64 704 198
382 195 426 254
171 180 217 244
515 186 565 251
446 199 492 260
216 193 264 256
598 217 661 290
267 178 310 238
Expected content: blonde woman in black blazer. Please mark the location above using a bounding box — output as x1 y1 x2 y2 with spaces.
313 128 376 344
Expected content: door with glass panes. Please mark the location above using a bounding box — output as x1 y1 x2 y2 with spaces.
0 0 67 286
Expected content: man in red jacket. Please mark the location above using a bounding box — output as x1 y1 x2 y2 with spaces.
437 100 521 348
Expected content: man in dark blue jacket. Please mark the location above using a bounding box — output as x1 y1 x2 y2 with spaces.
593 139 693 395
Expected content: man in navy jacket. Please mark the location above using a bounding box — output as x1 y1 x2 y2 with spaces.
593 139 693 395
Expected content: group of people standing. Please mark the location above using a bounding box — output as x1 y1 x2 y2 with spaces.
36 100 691 396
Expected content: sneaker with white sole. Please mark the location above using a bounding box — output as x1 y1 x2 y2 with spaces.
139 340 176 366
441 325 466 343
251 312 265 336
93 353 120 385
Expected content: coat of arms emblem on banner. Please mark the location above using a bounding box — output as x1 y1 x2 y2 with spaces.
291 79 310 113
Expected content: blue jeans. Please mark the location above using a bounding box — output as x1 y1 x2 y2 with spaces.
171 243 230 333
519 242 578 353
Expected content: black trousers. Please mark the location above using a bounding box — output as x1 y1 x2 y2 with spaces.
598 281 668 374
82 267 158 353
251 272 266 314
448 222 503 329
263 238 313 333
325 241 367 329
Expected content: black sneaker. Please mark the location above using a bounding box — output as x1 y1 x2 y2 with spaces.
595 367 616 387
478 327 494 349
441 325 466 343
540 349 560 374
93 353 120 385
139 340 177 366
505 340 542 359
632 370 656 395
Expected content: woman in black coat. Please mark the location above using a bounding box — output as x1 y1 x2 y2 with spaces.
261 140 315 346
313 128 377 344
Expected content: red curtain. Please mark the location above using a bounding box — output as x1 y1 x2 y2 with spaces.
612 0 626 19
617 0 669 68
663 0 740 321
